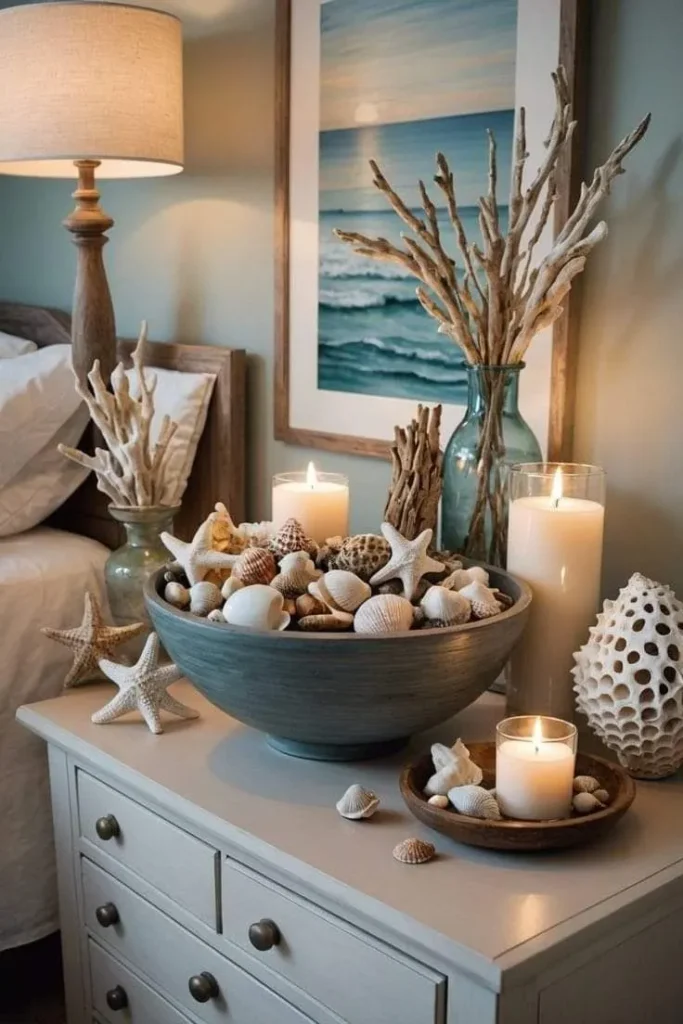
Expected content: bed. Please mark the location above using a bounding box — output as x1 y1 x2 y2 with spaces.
0 302 246 950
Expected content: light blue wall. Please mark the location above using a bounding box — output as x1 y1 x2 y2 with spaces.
1 0 682 597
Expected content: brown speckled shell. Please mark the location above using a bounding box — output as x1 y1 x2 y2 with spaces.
232 547 277 587
316 535 345 571
337 534 391 582
270 518 317 559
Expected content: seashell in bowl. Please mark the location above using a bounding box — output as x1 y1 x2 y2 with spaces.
336 533 391 582
224 585 290 631
392 837 435 865
458 581 502 620
298 611 354 632
189 582 222 617
441 566 489 592
165 581 190 609
270 518 317 560
420 586 471 627
314 570 371 614
295 593 327 619
316 535 345 571
232 547 277 587
221 576 244 602
272 551 321 598
336 784 379 819
573 775 600 794
448 785 502 820
354 594 414 635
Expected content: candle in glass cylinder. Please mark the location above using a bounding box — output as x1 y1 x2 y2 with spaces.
271 463 349 543
506 464 605 720
496 716 577 820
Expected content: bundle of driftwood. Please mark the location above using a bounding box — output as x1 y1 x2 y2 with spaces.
384 404 442 539
336 67 649 562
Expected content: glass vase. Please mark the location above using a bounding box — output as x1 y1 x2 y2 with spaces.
441 365 542 566
105 505 180 632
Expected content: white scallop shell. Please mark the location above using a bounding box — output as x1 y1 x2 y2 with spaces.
573 775 600 794
572 792 605 815
221 576 244 601
573 572 683 779
164 581 190 609
335 784 379 819
448 785 502 820
207 608 226 624
441 566 490 591
392 837 435 864
224 584 290 631
458 581 502 619
353 594 414 635
427 794 449 809
189 581 222 617
425 739 483 795
314 570 372 613
420 586 471 627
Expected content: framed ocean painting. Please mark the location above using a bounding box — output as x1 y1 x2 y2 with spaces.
275 0 585 457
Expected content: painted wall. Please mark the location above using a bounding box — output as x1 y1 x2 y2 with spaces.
0 0 682 598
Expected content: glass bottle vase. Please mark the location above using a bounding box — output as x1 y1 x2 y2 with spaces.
441 365 542 566
105 505 180 630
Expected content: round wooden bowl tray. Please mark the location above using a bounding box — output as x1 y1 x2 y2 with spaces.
400 743 636 852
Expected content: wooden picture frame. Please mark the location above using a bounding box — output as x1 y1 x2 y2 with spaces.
274 0 587 460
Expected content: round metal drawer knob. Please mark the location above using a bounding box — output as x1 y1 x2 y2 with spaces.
105 985 128 1011
248 919 281 952
95 902 120 928
95 814 120 841
188 971 219 1003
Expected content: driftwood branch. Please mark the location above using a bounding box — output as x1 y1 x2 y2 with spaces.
384 405 443 539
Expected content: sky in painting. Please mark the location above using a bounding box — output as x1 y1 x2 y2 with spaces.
320 0 517 131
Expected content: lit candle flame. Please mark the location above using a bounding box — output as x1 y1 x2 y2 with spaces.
550 467 563 509
306 461 318 490
532 716 543 753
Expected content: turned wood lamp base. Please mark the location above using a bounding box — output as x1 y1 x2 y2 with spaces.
63 159 117 384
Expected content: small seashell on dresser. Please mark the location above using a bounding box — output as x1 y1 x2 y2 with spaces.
232 547 277 587
336 533 391 582
272 551 321 598
573 775 600 794
392 837 435 865
314 570 371 614
440 566 489 592
353 594 414 635
164 581 190 609
458 581 502 619
224 585 290 631
448 785 502 820
420 586 471 627
297 611 354 632
427 794 449 809
207 608 226 624
270 518 317 560
572 792 605 815
221 576 244 602
335 784 379 819
189 582 222 617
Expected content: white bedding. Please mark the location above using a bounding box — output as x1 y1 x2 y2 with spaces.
0 526 108 951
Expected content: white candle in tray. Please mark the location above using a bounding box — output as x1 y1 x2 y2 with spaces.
496 716 577 821
272 463 349 543
506 464 605 720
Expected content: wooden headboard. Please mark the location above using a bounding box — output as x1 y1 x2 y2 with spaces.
0 302 246 548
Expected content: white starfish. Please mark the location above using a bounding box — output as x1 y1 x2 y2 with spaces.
160 513 238 585
92 633 199 734
369 523 445 602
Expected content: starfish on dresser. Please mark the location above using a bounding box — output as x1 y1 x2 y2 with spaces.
41 592 145 688
160 513 239 586
369 523 445 602
93 632 199 734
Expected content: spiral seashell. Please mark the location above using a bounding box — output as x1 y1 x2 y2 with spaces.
232 547 277 587
164 581 190 609
189 581 223 617
335 784 379 819
392 837 435 865
270 518 317 559
427 794 449 809
420 586 471 627
221 576 244 602
573 775 600 794
336 533 391 582
207 608 226 624
313 570 371 614
272 551 321 598
441 566 490 592
572 792 605 815
458 581 502 619
353 594 414 635
297 611 354 632
448 785 502 820
295 593 327 619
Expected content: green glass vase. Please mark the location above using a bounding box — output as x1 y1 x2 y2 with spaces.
441 365 542 566
105 505 180 631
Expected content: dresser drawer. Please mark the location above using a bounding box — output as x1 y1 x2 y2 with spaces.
82 859 315 1024
221 859 446 1024
90 939 192 1024
78 771 219 928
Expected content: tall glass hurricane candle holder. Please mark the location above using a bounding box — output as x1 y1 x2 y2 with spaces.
271 464 349 543
506 463 606 719
496 715 578 820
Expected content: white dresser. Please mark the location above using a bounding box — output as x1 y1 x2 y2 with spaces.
18 682 683 1024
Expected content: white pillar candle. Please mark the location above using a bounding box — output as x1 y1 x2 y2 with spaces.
506 465 605 719
496 716 576 820
271 463 349 543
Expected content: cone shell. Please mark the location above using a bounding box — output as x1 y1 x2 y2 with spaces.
441 566 489 592
420 586 471 627
353 594 414 635
189 581 223 617
314 570 371 613
392 837 435 865
164 581 190 609
336 533 391 582
270 518 317 559
335 784 379 819
232 547 277 587
573 572 683 779
272 551 321 598
458 581 502 619
448 785 502 820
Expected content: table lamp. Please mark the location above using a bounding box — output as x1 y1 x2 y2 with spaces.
0 2 184 383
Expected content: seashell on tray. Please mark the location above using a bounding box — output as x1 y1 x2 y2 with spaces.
224 585 290 631
335 784 379 819
353 594 414 635
448 785 502 820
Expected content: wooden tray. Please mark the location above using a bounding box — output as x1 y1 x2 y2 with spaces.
400 743 636 852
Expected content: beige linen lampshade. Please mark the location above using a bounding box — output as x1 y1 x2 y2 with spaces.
0 2 184 178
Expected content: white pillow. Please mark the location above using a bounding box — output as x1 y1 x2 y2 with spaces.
0 345 88 536
0 332 37 359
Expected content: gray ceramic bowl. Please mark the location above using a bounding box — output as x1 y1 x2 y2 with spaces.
145 565 531 761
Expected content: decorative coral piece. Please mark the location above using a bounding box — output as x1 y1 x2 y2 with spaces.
161 512 238 586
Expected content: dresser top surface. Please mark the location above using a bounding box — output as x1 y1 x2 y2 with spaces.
19 682 683 975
